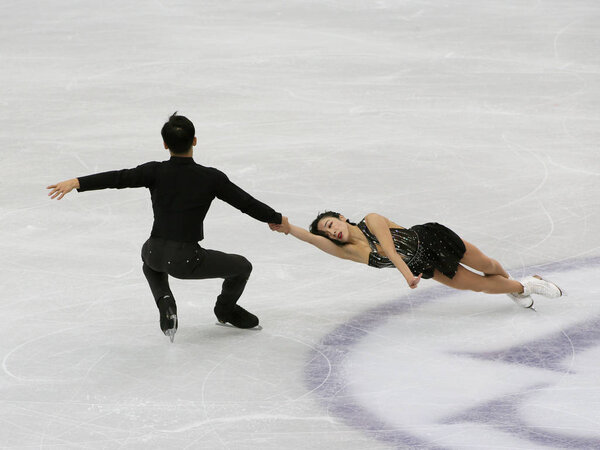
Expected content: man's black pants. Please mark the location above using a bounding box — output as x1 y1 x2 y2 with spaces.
141 237 252 315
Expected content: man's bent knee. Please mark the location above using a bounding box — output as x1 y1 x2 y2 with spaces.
230 255 252 277
240 258 252 276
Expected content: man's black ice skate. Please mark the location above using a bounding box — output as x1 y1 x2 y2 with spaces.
157 295 178 342
214 304 260 329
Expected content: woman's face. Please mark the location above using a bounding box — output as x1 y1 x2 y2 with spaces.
317 215 350 243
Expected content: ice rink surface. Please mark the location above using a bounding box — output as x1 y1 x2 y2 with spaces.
1 0 599 448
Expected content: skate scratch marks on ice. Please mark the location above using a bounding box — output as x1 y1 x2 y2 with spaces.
272 333 333 402
463 136 549 220
2 325 85 382
200 354 232 447
161 414 338 433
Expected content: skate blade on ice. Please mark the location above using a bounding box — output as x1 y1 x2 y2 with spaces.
165 329 176 342
216 321 262 331
164 314 177 343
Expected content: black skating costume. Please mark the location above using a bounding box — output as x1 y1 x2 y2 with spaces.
77 156 282 329
357 219 466 279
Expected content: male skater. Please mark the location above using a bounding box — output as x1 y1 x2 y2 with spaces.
47 113 284 342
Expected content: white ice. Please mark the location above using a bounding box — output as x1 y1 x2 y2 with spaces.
1 0 600 449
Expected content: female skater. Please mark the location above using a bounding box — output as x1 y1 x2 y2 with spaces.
270 212 563 308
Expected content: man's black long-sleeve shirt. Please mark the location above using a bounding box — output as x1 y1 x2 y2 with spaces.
77 156 282 242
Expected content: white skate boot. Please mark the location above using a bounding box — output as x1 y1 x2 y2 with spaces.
522 275 563 298
507 290 534 308
506 275 534 309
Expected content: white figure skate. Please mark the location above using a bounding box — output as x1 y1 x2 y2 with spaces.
507 290 534 309
506 275 534 309
522 275 563 298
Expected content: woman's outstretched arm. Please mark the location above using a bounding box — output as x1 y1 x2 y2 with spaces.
270 217 352 260
365 213 422 289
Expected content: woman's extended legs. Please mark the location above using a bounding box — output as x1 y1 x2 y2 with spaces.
431 239 563 302
433 265 523 294
433 239 523 294
459 240 509 278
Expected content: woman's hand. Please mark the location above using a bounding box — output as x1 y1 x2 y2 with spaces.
47 178 80 200
407 273 422 289
269 216 290 234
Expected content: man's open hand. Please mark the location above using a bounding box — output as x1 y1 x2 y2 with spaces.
47 178 80 200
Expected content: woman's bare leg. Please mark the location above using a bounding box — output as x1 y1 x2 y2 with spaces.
433 265 524 294
460 240 509 278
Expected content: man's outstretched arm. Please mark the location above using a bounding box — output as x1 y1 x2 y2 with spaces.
215 173 282 224
47 163 157 200
47 178 80 200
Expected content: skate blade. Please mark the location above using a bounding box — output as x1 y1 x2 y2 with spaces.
518 298 534 309
507 293 534 309
165 328 176 342
164 314 177 343
520 299 536 311
215 321 262 331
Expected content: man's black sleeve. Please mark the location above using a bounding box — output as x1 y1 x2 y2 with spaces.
77 162 157 192
215 172 282 224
